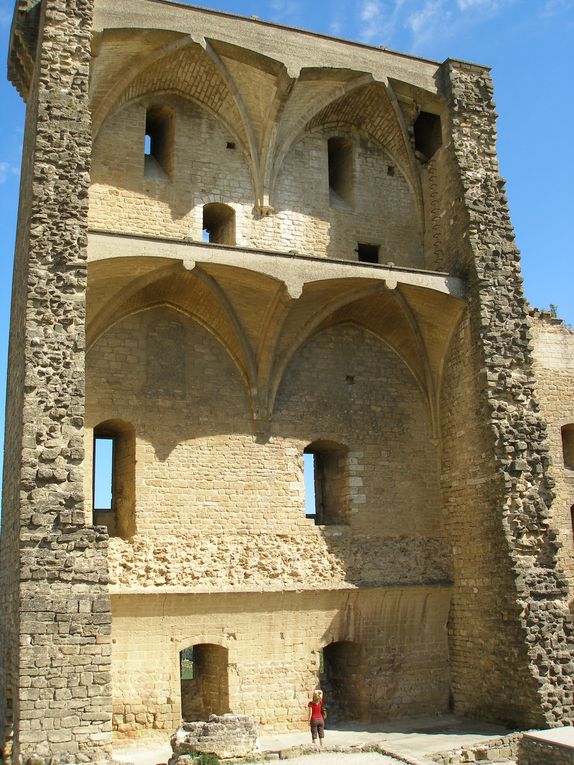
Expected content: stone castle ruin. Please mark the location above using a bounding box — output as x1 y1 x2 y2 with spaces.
1 0 573 762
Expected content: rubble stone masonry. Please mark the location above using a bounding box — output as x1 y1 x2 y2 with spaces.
438 60 574 726
1 0 573 761
1 0 112 761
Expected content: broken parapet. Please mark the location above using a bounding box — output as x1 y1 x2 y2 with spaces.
170 714 259 762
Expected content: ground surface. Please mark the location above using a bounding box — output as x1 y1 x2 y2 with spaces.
113 714 518 765
264 754 400 764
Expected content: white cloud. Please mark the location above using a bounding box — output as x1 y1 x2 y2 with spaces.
361 0 382 22
268 0 302 24
0 162 19 185
407 0 449 46
358 0 407 45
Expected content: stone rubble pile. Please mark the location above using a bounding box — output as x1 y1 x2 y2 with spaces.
170 714 259 762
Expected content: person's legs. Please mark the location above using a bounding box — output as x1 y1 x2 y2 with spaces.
310 718 318 746
311 718 321 747
317 718 325 746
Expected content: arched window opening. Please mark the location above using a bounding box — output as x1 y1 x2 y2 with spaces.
319 641 367 722
202 203 236 245
304 441 349 526
180 644 229 721
92 420 136 538
328 137 353 207
144 106 175 179
561 424 574 469
413 111 442 161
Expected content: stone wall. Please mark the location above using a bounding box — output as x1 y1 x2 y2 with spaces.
4 0 574 756
518 735 574 765
86 309 449 590
89 91 422 266
110 588 451 734
438 60 574 727
530 313 574 603
1 0 113 761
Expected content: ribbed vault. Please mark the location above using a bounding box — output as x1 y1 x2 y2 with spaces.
87 257 464 436
305 82 422 223
93 41 250 153
90 29 423 214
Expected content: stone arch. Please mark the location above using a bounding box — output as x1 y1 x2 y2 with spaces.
202 202 237 245
303 82 422 232
93 42 250 154
92 89 255 203
89 301 253 413
179 643 230 721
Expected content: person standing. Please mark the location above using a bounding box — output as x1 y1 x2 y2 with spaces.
307 689 325 747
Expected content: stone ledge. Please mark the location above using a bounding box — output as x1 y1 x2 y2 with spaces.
87 230 466 300
522 726 574 750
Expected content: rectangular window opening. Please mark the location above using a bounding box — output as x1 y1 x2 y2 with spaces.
304 452 317 519
357 243 379 264
144 106 174 179
328 136 353 206
93 436 114 511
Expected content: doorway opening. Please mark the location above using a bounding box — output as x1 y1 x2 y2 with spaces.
319 641 367 721
180 644 229 721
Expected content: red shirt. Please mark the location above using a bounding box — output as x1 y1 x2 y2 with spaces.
308 700 323 719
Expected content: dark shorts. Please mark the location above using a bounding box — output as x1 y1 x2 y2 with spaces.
310 717 324 739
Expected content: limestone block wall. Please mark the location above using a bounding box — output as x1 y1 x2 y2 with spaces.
1 0 113 761
110 587 451 734
89 94 422 267
530 315 574 602
437 60 574 727
85 308 449 590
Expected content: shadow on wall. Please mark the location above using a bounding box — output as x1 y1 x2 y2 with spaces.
87 308 451 587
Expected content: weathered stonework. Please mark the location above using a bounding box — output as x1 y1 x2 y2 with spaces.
170 715 258 761
1 0 573 761
438 61 574 727
529 312 574 606
1 0 112 761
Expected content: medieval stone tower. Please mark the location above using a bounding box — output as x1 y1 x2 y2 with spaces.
1 0 573 762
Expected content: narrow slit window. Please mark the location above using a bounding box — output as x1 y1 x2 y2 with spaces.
304 452 317 519
328 137 353 206
144 106 174 179
93 436 114 510
304 441 349 526
357 243 379 264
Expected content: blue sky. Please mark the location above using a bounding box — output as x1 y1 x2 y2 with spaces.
0 0 573 506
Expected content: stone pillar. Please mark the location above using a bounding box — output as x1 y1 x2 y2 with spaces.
1 0 113 761
439 59 574 727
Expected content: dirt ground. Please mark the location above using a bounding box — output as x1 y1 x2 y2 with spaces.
266 753 401 764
